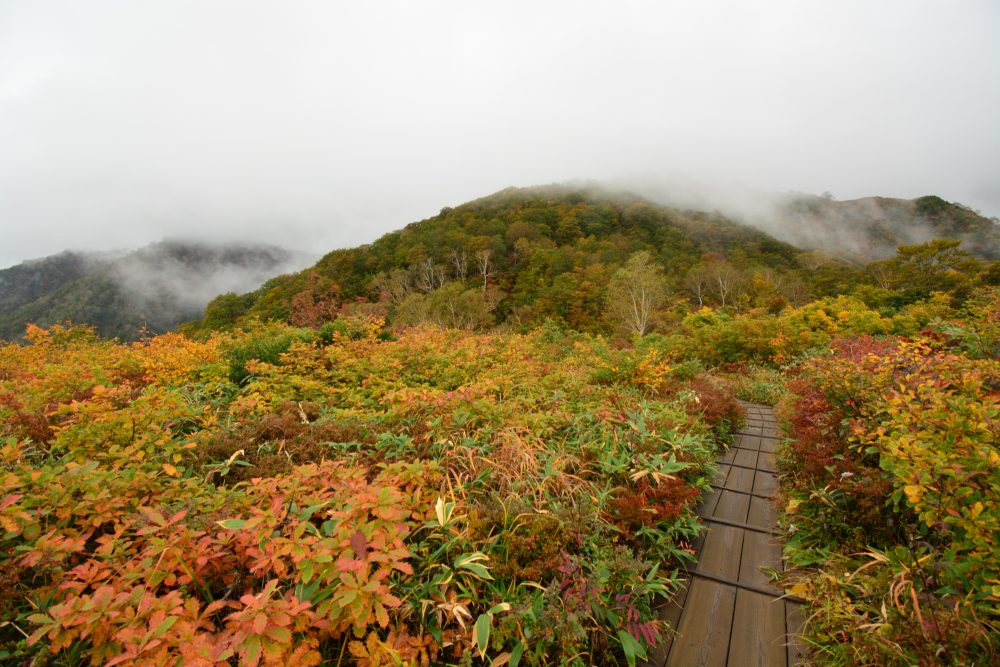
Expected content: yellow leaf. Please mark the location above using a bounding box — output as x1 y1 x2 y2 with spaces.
787 582 809 599
162 463 178 477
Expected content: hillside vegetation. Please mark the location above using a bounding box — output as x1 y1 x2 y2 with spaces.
2 285 996 665
0 241 310 341
769 194 1000 262
185 187 996 339
0 186 997 665
1 319 744 665
185 187 817 336
777 289 999 665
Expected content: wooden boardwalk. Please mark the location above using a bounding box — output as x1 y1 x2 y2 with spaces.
646 402 806 667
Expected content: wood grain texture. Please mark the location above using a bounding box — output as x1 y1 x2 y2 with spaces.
649 403 804 666
664 578 737 667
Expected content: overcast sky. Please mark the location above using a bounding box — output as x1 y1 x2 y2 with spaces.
1 1 998 268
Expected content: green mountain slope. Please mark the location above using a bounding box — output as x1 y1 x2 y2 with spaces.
0 241 312 340
0 251 91 315
189 186 812 334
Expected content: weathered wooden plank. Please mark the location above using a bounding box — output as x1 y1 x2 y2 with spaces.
714 462 733 485
739 434 764 451
701 487 723 517
785 600 807 665
747 495 775 528
711 484 772 500
696 524 744 580
713 488 752 524
665 578 737 667
728 589 787 667
700 515 780 536
733 447 759 468
724 466 756 497
738 530 782 589
651 403 801 667
757 451 778 473
753 470 779 497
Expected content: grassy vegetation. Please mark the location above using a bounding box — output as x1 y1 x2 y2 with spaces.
1 319 746 666
776 288 999 665
4 290 996 665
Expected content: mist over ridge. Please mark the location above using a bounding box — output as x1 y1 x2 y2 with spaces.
0 238 314 340
612 177 1000 262
1 2 998 268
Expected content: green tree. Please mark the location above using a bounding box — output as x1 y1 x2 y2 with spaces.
606 251 668 336
869 239 980 300
198 292 252 330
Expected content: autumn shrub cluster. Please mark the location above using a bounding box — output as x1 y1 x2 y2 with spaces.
0 318 735 665
673 293 958 367
777 288 1000 665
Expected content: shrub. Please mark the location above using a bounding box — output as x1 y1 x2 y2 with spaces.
1 323 725 665
779 294 1000 664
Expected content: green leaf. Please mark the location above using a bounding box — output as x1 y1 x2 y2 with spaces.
454 552 488 567
459 562 494 580
152 615 178 638
216 519 246 530
243 634 262 667
510 642 524 667
474 613 491 660
298 502 328 520
264 625 291 643
617 630 646 667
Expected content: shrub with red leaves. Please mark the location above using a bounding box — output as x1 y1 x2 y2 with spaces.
608 478 700 533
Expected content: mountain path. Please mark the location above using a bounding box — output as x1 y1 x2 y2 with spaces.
645 401 807 667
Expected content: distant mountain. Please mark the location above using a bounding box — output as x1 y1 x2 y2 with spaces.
764 194 1000 262
0 240 313 340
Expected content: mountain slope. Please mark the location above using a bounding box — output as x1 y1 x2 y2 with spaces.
767 194 1000 262
0 251 92 316
189 185 809 334
0 240 312 340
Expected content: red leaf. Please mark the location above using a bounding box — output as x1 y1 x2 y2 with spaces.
335 558 365 573
349 530 368 561
252 612 268 635
0 494 22 511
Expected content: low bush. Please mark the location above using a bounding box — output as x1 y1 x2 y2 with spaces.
0 320 734 666
778 290 1000 665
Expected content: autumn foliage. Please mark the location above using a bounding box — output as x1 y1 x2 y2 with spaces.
777 289 1000 665
0 319 733 665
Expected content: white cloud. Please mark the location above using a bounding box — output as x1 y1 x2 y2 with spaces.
1 0 998 268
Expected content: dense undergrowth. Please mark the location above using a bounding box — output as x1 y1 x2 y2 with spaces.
0 319 743 666
1 233 996 665
777 288 999 665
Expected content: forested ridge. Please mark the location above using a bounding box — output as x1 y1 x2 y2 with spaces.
767 193 1000 262
0 241 310 341
186 186 997 339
